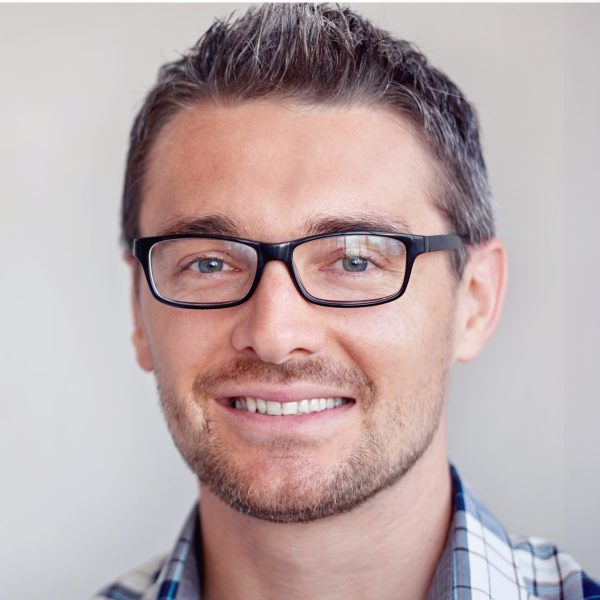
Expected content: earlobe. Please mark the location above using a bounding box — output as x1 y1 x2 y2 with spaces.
127 256 155 372
455 239 508 363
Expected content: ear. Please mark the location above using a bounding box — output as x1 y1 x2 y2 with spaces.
454 239 507 363
125 253 154 372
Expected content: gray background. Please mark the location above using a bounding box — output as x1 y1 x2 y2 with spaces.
0 4 598 598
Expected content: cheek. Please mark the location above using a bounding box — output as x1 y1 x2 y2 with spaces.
141 297 235 385
333 303 416 370
332 292 454 392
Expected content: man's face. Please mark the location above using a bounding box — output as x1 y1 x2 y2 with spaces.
132 101 460 522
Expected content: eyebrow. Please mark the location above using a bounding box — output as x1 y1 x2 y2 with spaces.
304 213 412 235
159 214 240 236
158 211 412 239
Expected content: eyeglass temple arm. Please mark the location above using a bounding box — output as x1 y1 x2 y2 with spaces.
424 234 466 253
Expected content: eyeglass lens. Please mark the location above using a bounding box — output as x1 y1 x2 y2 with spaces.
148 235 407 305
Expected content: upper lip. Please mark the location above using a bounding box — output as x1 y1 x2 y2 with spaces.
213 384 356 403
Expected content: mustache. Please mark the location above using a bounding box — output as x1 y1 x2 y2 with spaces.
192 356 375 397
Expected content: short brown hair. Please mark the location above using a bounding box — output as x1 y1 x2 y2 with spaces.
122 3 494 277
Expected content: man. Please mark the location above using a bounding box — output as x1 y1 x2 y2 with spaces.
95 4 598 599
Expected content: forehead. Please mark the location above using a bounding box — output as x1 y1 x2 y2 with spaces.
140 101 445 240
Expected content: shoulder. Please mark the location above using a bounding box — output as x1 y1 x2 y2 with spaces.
91 503 200 600
510 534 600 599
91 553 167 600
450 466 600 600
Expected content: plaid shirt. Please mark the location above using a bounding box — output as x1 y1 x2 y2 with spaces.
93 465 600 600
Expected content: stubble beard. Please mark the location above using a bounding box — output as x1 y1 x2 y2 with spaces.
156 353 449 523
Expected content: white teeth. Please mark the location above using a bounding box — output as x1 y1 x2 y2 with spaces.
232 397 349 416
266 401 282 416
281 402 298 415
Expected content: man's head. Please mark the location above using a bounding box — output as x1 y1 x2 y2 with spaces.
124 4 506 522
122 3 494 275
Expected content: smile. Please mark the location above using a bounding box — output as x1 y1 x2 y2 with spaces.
229 397 350 416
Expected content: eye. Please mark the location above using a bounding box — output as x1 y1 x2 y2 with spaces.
190 257 231 273
342 256 370 272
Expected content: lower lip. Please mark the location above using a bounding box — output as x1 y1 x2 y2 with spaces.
215 398 355 435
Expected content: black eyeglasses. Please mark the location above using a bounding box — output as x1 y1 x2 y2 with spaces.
132 231 465 309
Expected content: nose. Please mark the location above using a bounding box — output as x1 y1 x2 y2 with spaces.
230 261 327 364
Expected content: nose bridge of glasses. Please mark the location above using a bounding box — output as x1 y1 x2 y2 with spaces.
260 241 292 262
254 241 299 290
256 241 295 269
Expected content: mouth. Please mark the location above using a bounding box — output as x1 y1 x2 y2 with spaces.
228 397 352 416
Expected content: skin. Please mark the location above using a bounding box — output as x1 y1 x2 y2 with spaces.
129 100 507 600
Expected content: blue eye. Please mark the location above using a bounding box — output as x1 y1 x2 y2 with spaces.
196 258 224 273
342 256 369 272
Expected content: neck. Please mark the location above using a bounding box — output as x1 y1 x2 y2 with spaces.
199 420 451 600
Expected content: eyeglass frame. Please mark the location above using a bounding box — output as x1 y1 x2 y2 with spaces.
132 230 466 309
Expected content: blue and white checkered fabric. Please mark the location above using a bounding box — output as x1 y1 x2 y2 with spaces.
93 465 600 600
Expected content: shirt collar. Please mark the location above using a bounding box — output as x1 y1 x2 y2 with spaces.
141 505 200 600
147 464 528 600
